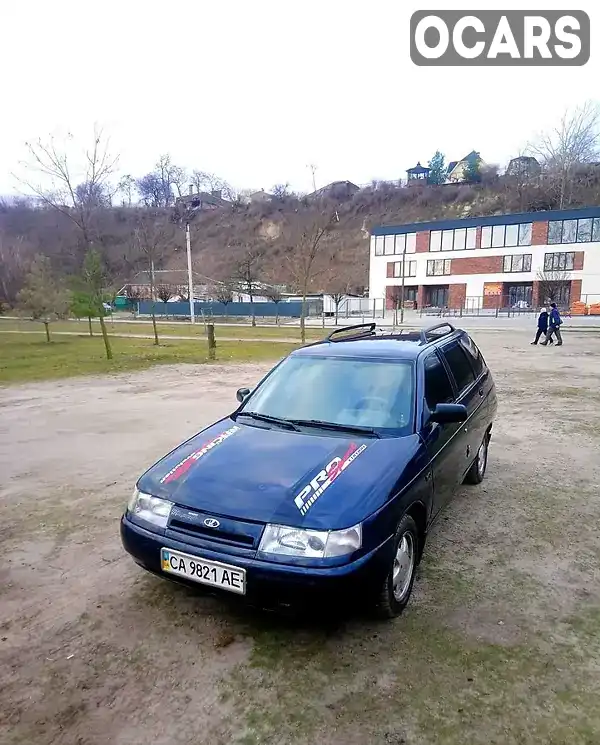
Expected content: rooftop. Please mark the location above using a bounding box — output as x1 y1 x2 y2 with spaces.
372 205 600 237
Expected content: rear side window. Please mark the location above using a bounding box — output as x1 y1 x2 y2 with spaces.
424 353 454 410
459 335 486 378
442 343 476 395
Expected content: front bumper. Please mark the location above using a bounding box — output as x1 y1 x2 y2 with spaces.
120 514 393 610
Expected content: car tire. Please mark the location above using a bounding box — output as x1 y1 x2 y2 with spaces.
464 433 489 485
375 514 419 619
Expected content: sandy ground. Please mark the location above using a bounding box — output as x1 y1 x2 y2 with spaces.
1 330 600 745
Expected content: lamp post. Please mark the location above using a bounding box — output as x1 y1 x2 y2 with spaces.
400 243 407 325
185 222 195 324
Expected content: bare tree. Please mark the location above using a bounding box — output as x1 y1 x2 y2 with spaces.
18 127 118 247
284 205 340 342
0 231 29 305
118 174 136 206
529 101 600 208
387 286 405 327
133 210 176 344
17 254 70 342
137 154 187 207
263 284 283 325
231 245 265 327
190 171 235 201
157 284 174 318
537 269 570 307
215 282 235 322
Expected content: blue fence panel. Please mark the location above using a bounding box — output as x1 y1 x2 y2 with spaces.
138 301 305 318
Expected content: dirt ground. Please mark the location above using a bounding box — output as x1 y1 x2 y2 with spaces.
1 330 600 745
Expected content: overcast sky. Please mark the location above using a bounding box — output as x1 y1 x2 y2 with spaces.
1 0 598 196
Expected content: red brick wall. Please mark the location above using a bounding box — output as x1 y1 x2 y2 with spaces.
448 283 467 309
416 231 429 253
386 262 394 278
574 252 585 270
532 221 549 245
417 285 425 308
532 281 541 307
571 280 582 303
450 255 504 275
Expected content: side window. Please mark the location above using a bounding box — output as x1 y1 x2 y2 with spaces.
459 335 485 378
424 353 454 410
442 343 476 395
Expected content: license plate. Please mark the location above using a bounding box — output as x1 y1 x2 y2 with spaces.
160 548 246 595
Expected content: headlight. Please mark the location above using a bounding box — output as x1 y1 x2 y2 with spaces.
258 523 361 559
127 488 174 529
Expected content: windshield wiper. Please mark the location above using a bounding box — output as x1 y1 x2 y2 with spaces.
288 419 381 438
236 411 298 431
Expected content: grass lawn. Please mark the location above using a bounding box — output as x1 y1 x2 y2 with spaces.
0 332 299 384
0 317 325 341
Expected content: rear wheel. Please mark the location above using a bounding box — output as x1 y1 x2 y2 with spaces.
464 434 489 485
375 514 419 619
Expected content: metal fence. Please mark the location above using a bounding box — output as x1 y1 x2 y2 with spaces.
138 300 308 318
417 294 600 318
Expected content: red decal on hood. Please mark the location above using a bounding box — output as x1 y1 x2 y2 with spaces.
294 440 368 515
160 425 240 485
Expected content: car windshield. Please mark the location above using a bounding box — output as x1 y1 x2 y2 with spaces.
239 354 414 434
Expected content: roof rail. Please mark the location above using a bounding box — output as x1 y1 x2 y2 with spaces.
325 322 377 343
419 321 456 345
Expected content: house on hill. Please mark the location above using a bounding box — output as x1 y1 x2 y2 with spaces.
175 186 230 214
505 156 541 179
446 151 483 183
308 180 360 200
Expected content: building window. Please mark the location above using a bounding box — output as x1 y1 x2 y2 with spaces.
503 254 532 273
544 252 575 271
374 236 384 256
384 234 395 255
548 217 600 244
518 223 532 245
481 223 533 248
429 228 477 251
393 260 417 278
394 232 417 254
427 259 452 276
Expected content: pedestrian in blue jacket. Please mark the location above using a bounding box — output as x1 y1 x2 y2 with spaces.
531 307 552 345
541 303 563 346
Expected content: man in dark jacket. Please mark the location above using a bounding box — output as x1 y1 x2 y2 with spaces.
531 307 551 345
541 303 563 346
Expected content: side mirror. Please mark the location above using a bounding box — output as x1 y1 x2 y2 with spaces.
429 403 468 425
236 387 251 404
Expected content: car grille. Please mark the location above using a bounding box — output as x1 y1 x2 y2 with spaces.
167 505 263 550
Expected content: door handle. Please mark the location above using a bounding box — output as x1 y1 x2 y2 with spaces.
478 388 484 397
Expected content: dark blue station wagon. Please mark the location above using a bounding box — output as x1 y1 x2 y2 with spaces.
121 322 497 618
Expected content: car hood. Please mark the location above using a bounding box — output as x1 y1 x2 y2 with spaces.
138 418 424 530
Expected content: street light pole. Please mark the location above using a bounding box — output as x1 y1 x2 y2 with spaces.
400 243 407 325
186 222 195 325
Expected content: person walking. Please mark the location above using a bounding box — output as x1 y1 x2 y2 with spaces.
541 303 563 346
531 307 551 345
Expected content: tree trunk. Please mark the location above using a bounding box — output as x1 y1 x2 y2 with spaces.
300 293 307 343
151 313 159 346
98 315 113 360
275 308 279 326
335 304 339 326
43 321 50 343
87 316 93 337
250 293 256 327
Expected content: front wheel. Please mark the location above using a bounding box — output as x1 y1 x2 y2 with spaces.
375 514 419 619
464 434 489 485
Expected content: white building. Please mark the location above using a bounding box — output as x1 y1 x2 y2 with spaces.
369 207 600 311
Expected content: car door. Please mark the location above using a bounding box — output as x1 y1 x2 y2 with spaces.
439 338 481 483
457 334 494 457
420 350 461 518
